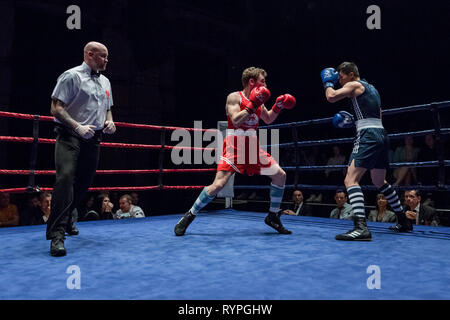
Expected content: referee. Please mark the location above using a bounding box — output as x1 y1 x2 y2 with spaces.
46 42 116 256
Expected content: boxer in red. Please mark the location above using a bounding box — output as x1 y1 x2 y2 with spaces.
174 67 296 236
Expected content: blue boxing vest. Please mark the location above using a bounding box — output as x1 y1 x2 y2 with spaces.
350 80 381 121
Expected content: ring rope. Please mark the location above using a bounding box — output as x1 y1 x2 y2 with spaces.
1 100 449 195
0 110 216 132
267 129 450 149
0 169 216 175
0 185 206 194
0 161 446 176
0 136 215 151
259 100 450 129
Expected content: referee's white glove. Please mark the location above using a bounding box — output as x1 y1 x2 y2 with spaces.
74 124 96 139
103 121 116 134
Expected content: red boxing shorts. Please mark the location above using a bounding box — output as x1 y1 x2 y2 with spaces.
217 130 278 176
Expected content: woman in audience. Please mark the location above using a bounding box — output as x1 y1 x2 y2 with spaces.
368 194 397 223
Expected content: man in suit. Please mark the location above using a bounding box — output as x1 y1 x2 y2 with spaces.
404 189 439 226
329 189 354 220
282 190 313 216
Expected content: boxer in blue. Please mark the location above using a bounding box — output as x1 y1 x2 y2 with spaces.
321 62 412 241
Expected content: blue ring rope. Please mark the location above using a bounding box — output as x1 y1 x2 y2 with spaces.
236 100 450 193
260 100 450 130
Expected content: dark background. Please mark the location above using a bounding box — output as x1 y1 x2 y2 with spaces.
1 0 449 217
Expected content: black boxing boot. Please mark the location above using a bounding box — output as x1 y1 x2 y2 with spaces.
389 212 413 232
264 211 292 234
335 216 372 241
174 211 196 236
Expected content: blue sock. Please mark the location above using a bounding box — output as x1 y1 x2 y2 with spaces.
190 187 215 215
347 185 366 219
269 183 285 214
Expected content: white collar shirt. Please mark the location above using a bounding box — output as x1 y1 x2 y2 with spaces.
51 62 113 130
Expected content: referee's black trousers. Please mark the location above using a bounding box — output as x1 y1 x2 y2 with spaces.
46 126 101 240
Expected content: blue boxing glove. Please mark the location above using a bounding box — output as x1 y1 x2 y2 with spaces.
321 68 339 90
332 111 355 128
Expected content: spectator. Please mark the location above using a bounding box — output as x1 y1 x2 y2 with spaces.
324 145 346 185
20 194 41 226
329 189 354 220
392 135 420 186
109 191 120 210
115 194 145 219
302 146 326 202
368 194 397 223
282 190 313 216
32 192 52 225
417 134 437 185
130 192 139 206
0 192 19 228
404 189 439 226
78 194 98 221
93 193 115 220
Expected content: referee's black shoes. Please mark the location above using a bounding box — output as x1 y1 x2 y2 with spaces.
50 237 66 257
66 224 79 236
264 211 292 234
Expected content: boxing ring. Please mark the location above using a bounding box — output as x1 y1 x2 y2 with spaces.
1 101 450 300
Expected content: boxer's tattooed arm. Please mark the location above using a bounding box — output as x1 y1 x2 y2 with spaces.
50 99 79 130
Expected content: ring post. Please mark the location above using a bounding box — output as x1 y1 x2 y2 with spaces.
158 127 166 190
430 102 446 188
26 115 40 193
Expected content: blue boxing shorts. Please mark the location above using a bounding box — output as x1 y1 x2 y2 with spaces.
348 128 390 170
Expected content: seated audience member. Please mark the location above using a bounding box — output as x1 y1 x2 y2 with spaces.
115 194 145 219
302 146 326 203
404 189 439 226
368 194 397 223
329 189 354 220
324 145 346 185
78 194 97 221
0 192 19 228
93 193 115 220
282 190 312 216
417 134 437 185
392 135 419 186
32 192 52 225
20 194 41 226
130 192 139 206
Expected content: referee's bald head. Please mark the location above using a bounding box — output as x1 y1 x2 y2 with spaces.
83 41 109 72
84 42 107 55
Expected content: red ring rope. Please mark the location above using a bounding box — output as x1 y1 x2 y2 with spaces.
0 110 218 194
0 169 216 175
0 110 217 132
0 186 205 194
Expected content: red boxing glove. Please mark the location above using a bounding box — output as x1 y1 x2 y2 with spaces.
246 86 271 114
272 94 296 113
